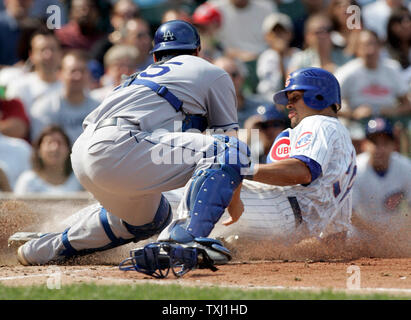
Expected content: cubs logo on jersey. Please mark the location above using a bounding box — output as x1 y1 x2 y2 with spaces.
267 130 290 163
295 131 313 149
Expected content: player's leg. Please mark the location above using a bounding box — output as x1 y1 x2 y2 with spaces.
115 133 253 276
18 194 172 265
17 125 175 265
143 134 251 271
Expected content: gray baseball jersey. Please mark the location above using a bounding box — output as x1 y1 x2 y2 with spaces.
83 55 239 132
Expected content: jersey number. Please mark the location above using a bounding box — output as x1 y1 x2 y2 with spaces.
139 61 183 78
333 161 357 202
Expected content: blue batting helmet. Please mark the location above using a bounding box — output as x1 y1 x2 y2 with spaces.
150 20 201 54
273 67 341 110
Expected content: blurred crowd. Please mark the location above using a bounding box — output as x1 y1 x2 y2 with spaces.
0 0 410 219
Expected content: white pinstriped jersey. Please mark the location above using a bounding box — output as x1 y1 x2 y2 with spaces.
267 115 357 237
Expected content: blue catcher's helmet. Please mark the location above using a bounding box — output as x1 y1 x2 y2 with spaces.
273 67 341 110
150 20 201 54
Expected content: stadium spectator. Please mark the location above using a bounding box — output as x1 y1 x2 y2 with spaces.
384 8 411 85
14 125 83 195
244 104 289 164
213 55 269 128
55 0 105 51
90 0 140 72
0 0 34 66
257 12 300 102
327 0 361 57
91 44 140 102
335 29 411 120
0 131 32 191
192 2 224 62
353 117 411 226
110 0 140 32
362 0 407 41
0 167 11 192
284 0 328 50
212 0 276 62
287 13 352 74
161 6 191 24
0 97 30 140
121 18 153 71
5 29 62 121
30 50 100 144
0 18 45 86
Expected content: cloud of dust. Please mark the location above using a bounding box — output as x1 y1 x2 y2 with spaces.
223 211 411 262
1 198 410 265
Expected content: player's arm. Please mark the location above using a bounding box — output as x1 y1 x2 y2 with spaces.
223 181 243 226
252 158 312 186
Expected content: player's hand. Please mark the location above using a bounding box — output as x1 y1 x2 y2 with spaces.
222 198 244 226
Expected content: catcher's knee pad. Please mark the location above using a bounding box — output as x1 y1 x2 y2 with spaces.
123 195 172 241
212 134 251 177
169 138 250 243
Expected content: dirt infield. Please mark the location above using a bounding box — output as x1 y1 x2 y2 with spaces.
0 199 410 295
0 257 410 296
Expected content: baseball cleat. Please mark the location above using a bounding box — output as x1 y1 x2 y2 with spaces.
8 232 44 248
17 245 31 266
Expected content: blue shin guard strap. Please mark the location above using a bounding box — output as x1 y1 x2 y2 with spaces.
100 207 123 244
61 228 78 257
59 199 171 259
123 194 172 241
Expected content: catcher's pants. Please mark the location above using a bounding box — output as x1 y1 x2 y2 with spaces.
21 121 245 265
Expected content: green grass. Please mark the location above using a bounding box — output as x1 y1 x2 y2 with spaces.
0 283 409 300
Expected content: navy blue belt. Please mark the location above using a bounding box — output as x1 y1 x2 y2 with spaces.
287 196 303 225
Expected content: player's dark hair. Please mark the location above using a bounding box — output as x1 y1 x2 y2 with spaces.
31 125 72 177
154 49 198 62
330 104 340 114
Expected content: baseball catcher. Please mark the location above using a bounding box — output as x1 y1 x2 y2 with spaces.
16 20 251 276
